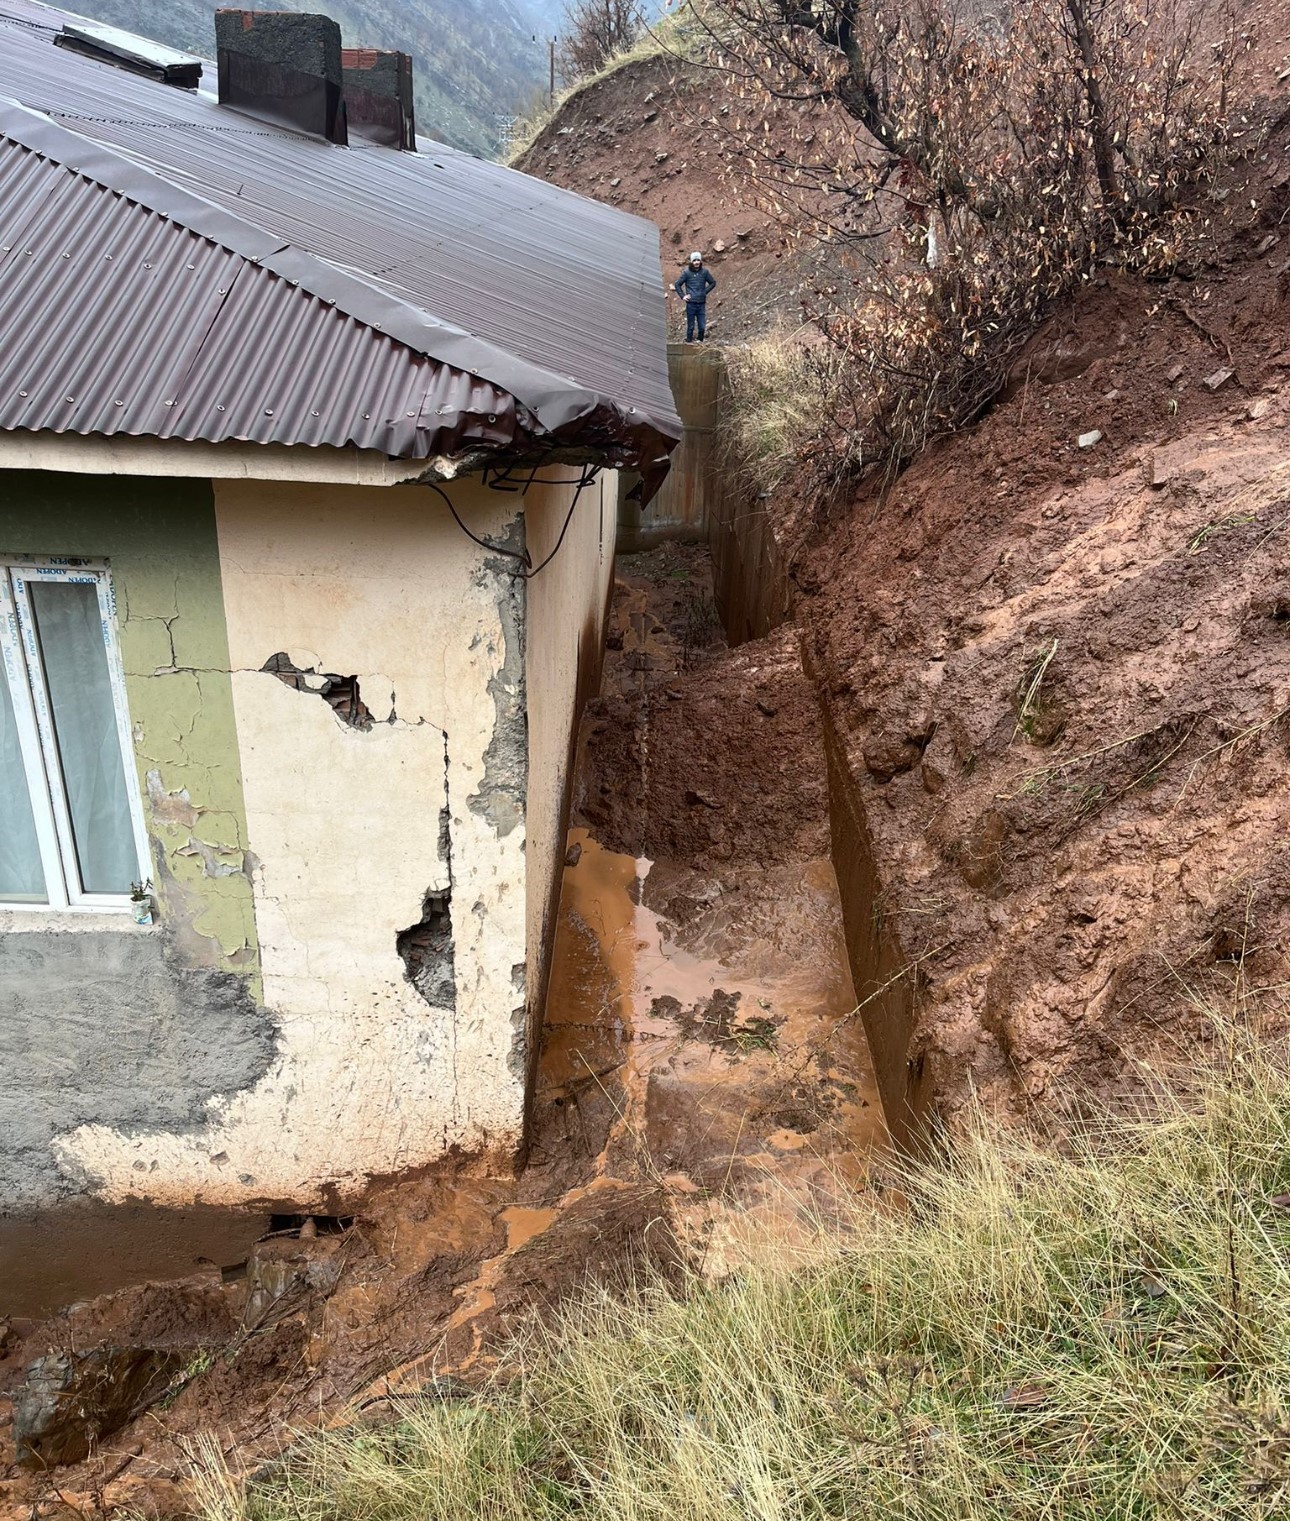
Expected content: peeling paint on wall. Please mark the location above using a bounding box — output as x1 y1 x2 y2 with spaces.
5 469 618 1214
468 523 528 840
0 472 272 1208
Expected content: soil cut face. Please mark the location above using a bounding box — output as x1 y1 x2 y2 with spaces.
0 544 884 1518
793 131 1290 1126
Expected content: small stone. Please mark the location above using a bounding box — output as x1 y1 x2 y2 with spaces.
712 238 726 253
655 151 669 164
1255 233 1280 257
1149 451 1174 488
1248 397 1272 421
564 841 583 868
1077 430 1102 449
1165 361 1185 382
643 109 657 123
1103 388 1121 401
1202 366 1234 391
685 789 720 809
609 177 621 187
755 699 777 717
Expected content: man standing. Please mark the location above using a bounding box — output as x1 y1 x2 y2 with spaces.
673 251 716 343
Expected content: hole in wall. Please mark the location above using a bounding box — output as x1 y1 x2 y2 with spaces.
262 652 373 730
397 890 456 1008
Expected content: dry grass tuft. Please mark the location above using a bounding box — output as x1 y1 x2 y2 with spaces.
194 1025 1290 1520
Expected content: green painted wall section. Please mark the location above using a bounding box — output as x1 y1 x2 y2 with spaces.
0 471 259 979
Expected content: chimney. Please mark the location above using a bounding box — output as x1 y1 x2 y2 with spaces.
342 48 416 151
215 10 347 145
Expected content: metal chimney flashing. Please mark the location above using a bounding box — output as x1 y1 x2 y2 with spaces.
214 9 346 145
342 47 416 151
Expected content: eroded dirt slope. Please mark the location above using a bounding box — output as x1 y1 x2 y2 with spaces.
517 53 854 343
798 165 1290 1122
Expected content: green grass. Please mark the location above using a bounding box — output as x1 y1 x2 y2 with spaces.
195 1029 1290 1520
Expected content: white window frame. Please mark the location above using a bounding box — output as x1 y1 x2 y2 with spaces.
0 556 151 913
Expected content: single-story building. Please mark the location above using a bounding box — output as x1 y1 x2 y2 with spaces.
0 2 678 1217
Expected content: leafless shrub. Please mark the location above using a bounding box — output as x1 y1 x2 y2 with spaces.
683 0 1242 478
559 0 645 83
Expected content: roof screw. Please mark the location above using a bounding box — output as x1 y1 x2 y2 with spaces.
217 405 226 412
18 390 27 398
311 409 320 416
264 409 274 417
363 413 371 420
61 252 70 259
187 264 196 270
64 396 74 404
104 254 112 261
217 288 226 295
164 400 176 407
114 400 124 407
143 262 152 269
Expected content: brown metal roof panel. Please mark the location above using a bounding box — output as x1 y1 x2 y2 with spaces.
0 10 680 445
0 138 523 456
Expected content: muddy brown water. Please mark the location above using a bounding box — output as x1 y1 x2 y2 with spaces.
1 830 882 1323
0 1201 269 1320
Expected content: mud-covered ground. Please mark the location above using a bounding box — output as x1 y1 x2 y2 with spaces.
0 545 883 1519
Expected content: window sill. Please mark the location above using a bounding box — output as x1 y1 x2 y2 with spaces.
0 909 162 935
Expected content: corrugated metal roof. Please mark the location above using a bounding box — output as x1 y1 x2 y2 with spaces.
0 1 680 466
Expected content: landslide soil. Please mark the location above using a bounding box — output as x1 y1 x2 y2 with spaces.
516 52 858 344
0 546 882 1519
525 23 1290 1129
792 134 1290 1124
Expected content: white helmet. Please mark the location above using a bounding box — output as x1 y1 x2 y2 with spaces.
689 250 702 261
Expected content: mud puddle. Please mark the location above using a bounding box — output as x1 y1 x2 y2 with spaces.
538 827 884 1212
0 1202 269 1320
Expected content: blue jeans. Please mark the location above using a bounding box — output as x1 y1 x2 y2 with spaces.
685 301 707 341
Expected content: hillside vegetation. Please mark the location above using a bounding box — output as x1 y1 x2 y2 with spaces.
59 0 555 156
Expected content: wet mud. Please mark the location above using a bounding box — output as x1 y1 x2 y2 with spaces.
0 543 885 1514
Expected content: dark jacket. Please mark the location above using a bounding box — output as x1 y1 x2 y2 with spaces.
674 264 716 302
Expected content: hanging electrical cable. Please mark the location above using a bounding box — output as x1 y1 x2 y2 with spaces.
431 465 602 581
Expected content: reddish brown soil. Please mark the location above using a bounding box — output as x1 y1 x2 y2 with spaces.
577 544 829 870
517 54 853 344
795 140 1290 1122
525 17 1290 1130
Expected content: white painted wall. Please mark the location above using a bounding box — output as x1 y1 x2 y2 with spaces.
524 470 617 1033
60 470 616 1208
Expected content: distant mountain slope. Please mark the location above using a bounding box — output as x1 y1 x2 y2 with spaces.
53 0 553 156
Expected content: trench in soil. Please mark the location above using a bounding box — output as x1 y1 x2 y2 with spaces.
0 541 886 1328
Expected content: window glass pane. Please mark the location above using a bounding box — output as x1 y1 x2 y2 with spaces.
0 662 47 903
27 580 137 895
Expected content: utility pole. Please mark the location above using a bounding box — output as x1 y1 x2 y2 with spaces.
549 35 556 108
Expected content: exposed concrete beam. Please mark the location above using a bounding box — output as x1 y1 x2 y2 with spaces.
0 434 430 486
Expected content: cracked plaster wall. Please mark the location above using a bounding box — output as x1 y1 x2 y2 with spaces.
60 476 573 1207
0 472 272 1211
